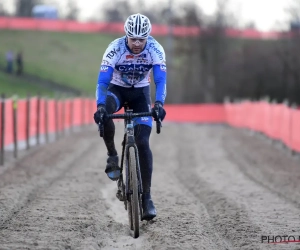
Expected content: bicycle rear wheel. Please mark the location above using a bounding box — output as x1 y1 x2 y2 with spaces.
127 146 139 238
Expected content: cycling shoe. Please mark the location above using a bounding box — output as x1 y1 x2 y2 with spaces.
105 155 121 181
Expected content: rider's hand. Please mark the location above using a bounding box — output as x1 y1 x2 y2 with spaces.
94 104 107 124
151 101 166 121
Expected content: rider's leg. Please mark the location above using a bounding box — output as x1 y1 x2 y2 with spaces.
134 124 153 194
103 95 118 156
134 124 157 220
103 95 120 180
127 85 156 219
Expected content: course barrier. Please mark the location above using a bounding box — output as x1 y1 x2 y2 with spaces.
0 17 288 39
0 96 299 165
225 101 300 153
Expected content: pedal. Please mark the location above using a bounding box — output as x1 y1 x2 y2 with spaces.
116 178 125 201
116 189 124 201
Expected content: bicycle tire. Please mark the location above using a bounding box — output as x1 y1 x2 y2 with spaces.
128 196 133 230
126 160 133 230
128 146 139 238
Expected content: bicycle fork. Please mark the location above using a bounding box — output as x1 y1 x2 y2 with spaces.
125 144 143 198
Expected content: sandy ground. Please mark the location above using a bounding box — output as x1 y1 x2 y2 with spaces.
0 123 300 250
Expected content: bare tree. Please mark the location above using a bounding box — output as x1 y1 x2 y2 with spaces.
94 0 300 104
15 0 42 17
103 0 132 22
101 0 170 23
0 3 8 16
286 0 300 23
65 0 79 20
163 0 234 103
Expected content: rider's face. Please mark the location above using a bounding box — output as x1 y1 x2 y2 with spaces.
127 37 147 54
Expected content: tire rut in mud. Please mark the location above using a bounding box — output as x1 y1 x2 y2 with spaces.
0 124 300 250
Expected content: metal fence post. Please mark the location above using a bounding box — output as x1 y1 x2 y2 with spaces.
55 99 59 140
26 94 30 150
81 98 85 128
70 99 73 132
0 94 5 166
36 95 40 145
45 97 49 143
12 95 18 158
61 99 65 136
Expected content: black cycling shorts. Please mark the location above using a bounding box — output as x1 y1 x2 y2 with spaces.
107 84 152 127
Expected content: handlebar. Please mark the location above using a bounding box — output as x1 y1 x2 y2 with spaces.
107 112 153 120
98 111 162 137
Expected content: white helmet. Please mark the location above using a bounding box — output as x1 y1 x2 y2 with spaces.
124 13 152 39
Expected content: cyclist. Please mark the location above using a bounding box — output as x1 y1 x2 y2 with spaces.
93 13 167 221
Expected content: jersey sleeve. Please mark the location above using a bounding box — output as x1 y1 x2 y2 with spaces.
102 41 120 67
95 41 120 106
151 42 166 66
151 42 167 104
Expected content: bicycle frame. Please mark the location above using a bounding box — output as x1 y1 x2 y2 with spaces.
98 108 161 237
121 109 143 209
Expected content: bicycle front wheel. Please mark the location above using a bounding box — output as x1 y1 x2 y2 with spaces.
128 146 139 238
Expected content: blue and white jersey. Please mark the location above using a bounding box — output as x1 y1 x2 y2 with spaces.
96 36 167 106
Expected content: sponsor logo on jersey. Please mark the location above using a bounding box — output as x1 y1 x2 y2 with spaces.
116 64 152 73
141 117 149 121
160 65 167 72
126 54 145 60
101 60 111 66
162 84 167 102
122 60 134 64
100 65 109 72
106 47 120 59
138 54 147 58
137 59 149 64
116 64 152 85
149 43 164 60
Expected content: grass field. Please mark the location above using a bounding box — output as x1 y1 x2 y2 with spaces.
0 30 121 96
0 71 57 98
0 29 274 101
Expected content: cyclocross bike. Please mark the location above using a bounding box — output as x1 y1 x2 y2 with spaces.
98 107 161 238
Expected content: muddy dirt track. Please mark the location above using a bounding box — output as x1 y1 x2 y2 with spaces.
0 123 300 250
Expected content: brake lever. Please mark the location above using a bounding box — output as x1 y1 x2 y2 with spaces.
155 110 162 134
156 119 161 134
98 122 104 137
